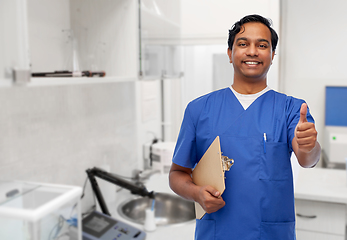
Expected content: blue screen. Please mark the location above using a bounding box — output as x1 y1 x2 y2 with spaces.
325 86 347 126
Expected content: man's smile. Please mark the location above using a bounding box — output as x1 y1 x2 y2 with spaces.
243 61 262 65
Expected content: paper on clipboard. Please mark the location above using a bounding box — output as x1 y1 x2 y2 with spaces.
192 136 234 219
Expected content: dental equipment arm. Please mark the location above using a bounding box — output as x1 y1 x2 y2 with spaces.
86 167 155 216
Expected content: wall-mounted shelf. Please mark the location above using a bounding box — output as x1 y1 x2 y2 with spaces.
29 76 137 87
0 76 137 88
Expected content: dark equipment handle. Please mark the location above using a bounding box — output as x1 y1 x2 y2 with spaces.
296 213 317 219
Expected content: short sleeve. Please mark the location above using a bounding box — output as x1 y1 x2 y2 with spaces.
172 103 198 169
286 97 315 152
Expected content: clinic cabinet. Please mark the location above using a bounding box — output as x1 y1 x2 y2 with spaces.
0 0 180 85
294 168 347 240
296 199 346 240
1 0 139 84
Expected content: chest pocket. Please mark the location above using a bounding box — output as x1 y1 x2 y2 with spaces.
259 141 291 181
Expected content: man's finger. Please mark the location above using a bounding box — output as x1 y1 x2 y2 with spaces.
299 103 308 123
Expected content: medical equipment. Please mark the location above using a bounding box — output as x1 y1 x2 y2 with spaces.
323 86 347 168
82 211 146 240
82 167 154 240
86 167 154 216
323 126 347 167
143 141 175 173
0 181 82 240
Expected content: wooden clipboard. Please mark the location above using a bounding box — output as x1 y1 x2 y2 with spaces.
192 136 232 219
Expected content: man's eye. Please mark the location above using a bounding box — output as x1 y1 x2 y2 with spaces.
238 43 247 47
259 44 268 48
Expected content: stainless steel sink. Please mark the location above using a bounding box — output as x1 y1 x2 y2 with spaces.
117 192 195 226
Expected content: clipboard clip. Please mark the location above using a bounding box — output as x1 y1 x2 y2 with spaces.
221 155 234 172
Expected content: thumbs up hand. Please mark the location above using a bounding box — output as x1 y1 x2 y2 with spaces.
294 103 318 153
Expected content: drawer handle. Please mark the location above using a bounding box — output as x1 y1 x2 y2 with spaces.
296 213 317 219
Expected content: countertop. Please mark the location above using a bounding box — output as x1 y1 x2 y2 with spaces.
110 173 195 240
294 167 347 204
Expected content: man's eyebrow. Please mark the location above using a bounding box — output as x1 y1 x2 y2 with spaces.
258 39 270 44
235 37 248 42
235 37 270 44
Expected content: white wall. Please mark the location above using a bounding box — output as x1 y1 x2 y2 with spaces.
180 45 227 109
0 81 139 212
180 0 280 44
280 0 347 150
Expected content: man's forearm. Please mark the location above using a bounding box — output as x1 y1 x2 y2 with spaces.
169 169 200 202
294 140 321 168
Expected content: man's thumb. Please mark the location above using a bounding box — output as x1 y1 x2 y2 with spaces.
299 103 308 123
206 186 220 197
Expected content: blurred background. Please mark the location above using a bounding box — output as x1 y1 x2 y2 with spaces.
1 0 347 239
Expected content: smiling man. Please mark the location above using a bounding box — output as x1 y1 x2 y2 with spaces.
169 14 321 240
228 21 275 92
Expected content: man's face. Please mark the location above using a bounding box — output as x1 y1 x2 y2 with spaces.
228 22 275 83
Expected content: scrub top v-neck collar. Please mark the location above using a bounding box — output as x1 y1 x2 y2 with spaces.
207 87 274 139
229 86 272 111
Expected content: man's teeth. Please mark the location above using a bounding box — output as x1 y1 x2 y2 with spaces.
245 61 260 65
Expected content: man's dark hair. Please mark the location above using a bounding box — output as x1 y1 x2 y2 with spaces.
227 14 278 52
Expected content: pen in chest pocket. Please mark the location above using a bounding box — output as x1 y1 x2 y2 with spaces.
263 133 267 154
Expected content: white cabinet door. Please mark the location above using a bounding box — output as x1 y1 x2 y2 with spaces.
296 230 344 240
295 199 346 235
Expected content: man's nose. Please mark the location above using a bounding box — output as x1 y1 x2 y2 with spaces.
246 44 258 56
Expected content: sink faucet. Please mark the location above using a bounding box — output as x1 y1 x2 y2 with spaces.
133 169 161 184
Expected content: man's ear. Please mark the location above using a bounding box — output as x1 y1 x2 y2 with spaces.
227 48 232 63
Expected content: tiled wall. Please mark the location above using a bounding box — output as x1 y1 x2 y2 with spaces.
0 81 139 209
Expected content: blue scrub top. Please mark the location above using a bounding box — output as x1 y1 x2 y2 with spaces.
172 88 314 240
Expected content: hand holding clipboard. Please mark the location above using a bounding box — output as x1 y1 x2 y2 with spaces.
192 136 234 219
